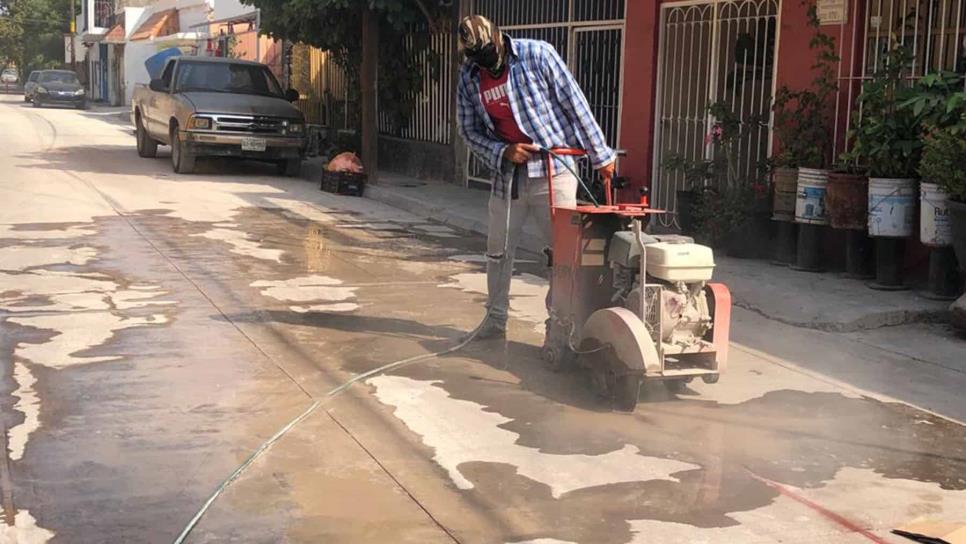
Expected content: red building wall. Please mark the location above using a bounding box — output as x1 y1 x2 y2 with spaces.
617 0 662 202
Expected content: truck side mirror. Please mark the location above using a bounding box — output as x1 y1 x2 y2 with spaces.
284 88 300 102
149 78 167 92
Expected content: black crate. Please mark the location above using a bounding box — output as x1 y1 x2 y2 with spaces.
321 170 366 197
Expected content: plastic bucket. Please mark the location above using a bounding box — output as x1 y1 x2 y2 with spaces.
794 168 829 225
772 167 798 221
920 182 951 247
868 178 917 238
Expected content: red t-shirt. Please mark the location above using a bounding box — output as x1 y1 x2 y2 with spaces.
479 69 532 144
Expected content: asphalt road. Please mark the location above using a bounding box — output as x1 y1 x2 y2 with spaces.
1 94 964 543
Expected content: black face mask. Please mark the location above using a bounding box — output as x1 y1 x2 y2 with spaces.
466 43 501 73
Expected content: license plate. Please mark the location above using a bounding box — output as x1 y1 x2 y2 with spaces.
241 137 267 152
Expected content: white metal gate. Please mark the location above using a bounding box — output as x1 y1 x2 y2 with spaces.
651 0 779 228
465 0 626 187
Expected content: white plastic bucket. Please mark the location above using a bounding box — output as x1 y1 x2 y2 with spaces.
794 168 829 225
920 182 951 246
868 178 917 238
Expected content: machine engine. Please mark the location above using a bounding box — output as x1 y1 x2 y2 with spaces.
607 232 715 348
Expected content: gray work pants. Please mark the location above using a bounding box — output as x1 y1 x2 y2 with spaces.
486 165 578 328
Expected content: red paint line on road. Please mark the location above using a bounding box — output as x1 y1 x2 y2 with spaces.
745 470 891 544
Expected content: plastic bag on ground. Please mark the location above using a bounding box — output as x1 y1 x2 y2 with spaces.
326 152 364 174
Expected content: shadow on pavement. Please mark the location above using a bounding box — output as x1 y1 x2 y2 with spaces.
258 307 625 413
18 144 286 178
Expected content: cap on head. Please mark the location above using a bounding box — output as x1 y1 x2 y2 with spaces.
458 15 506 72
458 15 498 52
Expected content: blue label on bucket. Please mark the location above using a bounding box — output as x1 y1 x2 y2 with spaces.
803 187 825 199
796 185 827 223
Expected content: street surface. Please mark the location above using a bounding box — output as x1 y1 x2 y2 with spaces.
1 94 965 543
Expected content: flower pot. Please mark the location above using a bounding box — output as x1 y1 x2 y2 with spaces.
725 213 772 259
677 189 698 234
950 200 966 274
826 172 868 230
771 167 798 222
920 182 952 247
794 168 830 226
868 178 917 238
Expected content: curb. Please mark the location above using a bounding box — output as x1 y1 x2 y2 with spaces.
732 301 950 332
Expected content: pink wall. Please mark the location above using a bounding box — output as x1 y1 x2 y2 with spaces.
617 0 662 201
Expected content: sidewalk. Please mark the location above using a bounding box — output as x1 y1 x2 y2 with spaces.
359 172 954 333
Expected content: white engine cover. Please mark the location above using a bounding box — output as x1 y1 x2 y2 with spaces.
645 242 715 282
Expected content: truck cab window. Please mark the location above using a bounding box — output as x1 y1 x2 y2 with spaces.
160 61 175 89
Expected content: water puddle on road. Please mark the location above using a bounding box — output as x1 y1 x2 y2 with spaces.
367 363 966 544
1 222 176 541
441 272 549 333
370 375 700 498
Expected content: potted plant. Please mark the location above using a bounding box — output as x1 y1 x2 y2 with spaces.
902 72 965 298
665 102 770 257
663 154 716 236
772 0 839 270
847 45 922 289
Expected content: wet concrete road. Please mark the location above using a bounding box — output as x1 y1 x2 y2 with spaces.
1 95 965 543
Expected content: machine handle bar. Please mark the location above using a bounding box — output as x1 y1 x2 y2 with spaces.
541 147 614 215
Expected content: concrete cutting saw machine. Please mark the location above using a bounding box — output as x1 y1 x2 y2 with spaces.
539 149 731 411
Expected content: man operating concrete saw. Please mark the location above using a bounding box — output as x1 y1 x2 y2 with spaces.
456 14 616 342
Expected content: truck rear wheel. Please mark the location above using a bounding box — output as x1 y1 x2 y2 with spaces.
136 116 158 158
170 125 195 174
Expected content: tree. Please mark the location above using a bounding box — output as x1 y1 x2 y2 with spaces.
1 0 76 76
242 0 450 167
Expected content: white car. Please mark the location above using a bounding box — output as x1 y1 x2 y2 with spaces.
1 69 18 84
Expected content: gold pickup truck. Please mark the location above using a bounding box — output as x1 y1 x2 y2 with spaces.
131 56 305 176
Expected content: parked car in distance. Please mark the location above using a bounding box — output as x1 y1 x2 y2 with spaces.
23 71 42 102
32 70 86 109
1 68 18 84
131 56 306 176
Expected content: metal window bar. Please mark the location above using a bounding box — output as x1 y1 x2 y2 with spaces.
377 32 454 145
93 0 114 29
466 0 626 187
650 0 779 229
838 0 966 150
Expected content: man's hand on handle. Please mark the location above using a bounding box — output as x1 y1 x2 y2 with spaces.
503 146 617 183
503 143 540 164
597 160 616 182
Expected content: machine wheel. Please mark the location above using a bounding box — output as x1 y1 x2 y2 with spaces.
32 97 41 108
276 158 301 177
665 378 693 394
136 116 158 158
170 124 196 174
701 373 720 384
613 374 642 412
541 343 574 373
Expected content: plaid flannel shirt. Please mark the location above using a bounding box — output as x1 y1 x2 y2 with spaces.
457 37 616 198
